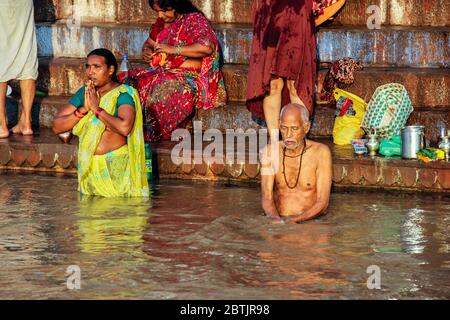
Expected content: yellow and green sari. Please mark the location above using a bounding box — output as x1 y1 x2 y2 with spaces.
73 84 149 197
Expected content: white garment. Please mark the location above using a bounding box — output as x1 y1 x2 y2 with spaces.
0 0 38 82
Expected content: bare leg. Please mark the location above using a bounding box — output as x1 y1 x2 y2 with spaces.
263 78 284 140
12 79 35 135
0 82 8 138
286 80 306 107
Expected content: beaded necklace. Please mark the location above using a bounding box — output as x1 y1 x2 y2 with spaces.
282 139 308 189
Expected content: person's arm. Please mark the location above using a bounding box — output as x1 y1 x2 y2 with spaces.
144 18 163 59
52 104 87 134
95 105 136 137
143 36 156 52
261 145 282 220
154 14 216 58
142 36 156 63
85 82 136 137
154 42 213 58
53 87 88 134
291 145 332 223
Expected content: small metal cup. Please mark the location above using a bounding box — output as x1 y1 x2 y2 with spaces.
58 131 73 144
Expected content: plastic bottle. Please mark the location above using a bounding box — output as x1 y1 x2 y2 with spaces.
440 127 447 139
120 55 131 78
144 143 153 182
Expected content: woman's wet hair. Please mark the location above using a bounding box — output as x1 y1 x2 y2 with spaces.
148 0 202 14
87 48 118 82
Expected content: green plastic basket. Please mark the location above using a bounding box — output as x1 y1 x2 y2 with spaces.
361 83 413 139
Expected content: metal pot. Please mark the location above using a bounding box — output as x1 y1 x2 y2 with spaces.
438 136 450 162
58 131 73 144
366 134 379 156
401 125 424 159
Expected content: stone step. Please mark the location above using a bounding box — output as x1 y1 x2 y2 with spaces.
332 0 449 27
1 129 449 192
194 104 450 145
36 58 450 108
225 65 450 108
34 0 450 26
36 22 450 67
15 95 449 144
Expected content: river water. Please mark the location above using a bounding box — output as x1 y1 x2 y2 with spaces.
0 173 449 299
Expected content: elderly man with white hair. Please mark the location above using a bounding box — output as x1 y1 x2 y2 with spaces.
260 85 332 223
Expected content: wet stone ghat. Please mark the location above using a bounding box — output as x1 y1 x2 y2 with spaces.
0 130 449 193
1 0 449 193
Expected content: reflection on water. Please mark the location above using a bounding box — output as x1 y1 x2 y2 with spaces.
401 208 426 254
0 173 449 299
77 196 150 255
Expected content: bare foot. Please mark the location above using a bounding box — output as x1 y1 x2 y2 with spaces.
21 127 34 136
11 122 33 136
11 125 21 134
0 127 9 138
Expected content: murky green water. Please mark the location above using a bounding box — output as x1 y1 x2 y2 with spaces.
0 173 449 299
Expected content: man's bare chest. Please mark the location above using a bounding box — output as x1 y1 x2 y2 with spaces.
275 157 317 192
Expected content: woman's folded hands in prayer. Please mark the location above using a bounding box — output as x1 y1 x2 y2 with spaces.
84 80 101 113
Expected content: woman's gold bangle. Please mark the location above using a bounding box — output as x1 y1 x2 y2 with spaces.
175 44 183 56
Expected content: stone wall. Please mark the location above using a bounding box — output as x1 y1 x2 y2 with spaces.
30 0 450 143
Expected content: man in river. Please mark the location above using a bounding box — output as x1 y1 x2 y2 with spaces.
260 87 332 223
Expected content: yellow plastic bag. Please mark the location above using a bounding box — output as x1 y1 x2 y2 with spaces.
332 88 367 145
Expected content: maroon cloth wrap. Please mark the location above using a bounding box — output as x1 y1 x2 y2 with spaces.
246 0 317 121
319 57 364 103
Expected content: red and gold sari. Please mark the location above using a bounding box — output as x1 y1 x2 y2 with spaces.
122 13 227 142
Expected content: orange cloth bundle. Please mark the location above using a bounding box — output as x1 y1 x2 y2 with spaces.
314 0 346 26
150 52 168 67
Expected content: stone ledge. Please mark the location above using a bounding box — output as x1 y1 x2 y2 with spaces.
153 141 450 192
35 22 450 67
1 129 449 193
19 96 448 144
0 130 78 170
35 58 450 108
33 0 450 26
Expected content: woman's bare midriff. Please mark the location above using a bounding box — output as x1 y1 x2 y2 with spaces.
94 129 127 155
179 58 202 69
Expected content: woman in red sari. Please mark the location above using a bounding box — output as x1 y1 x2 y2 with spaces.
120 0 227 142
